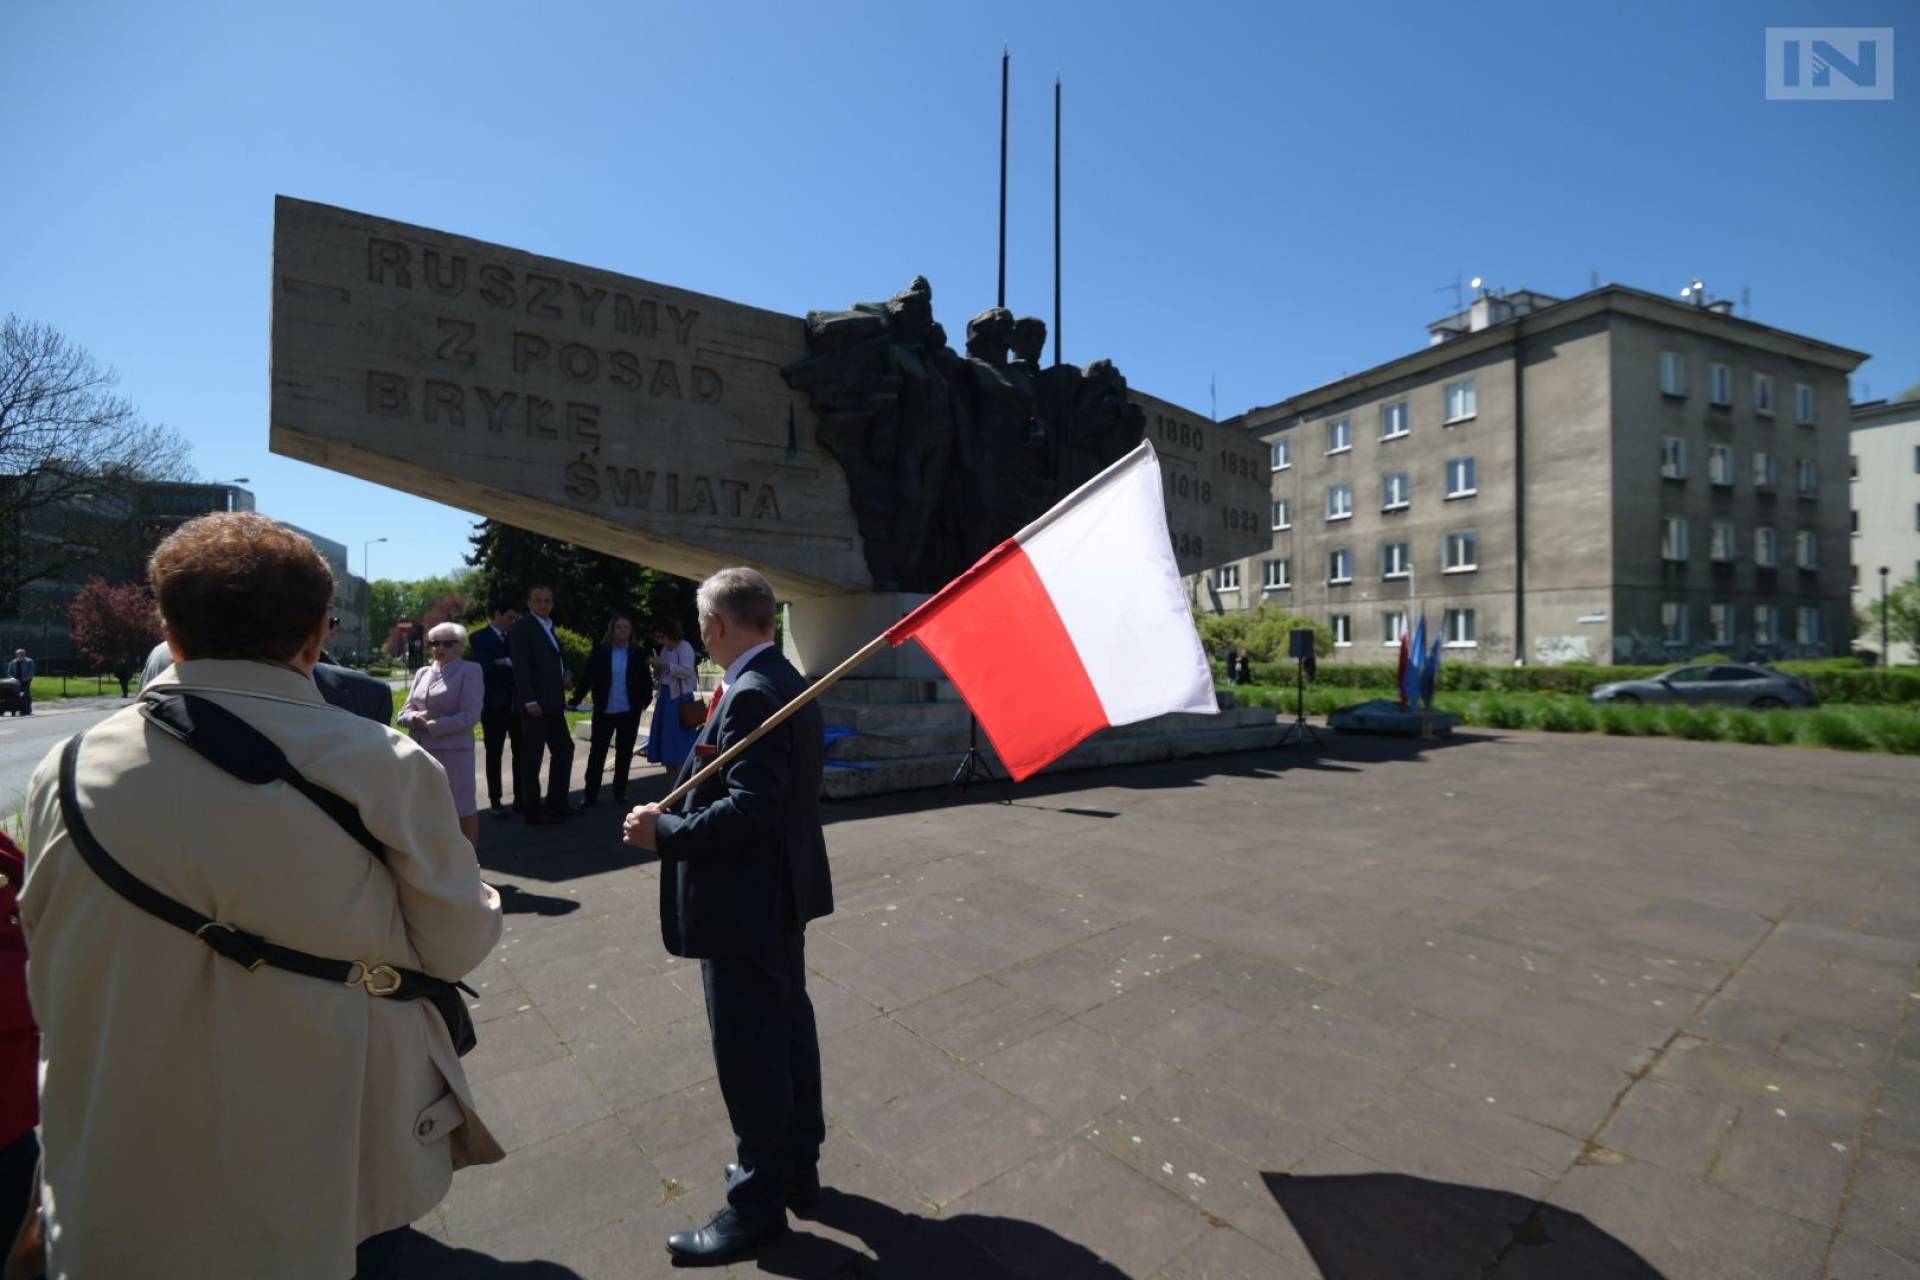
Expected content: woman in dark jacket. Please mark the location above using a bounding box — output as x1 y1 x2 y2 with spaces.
569 615 653 804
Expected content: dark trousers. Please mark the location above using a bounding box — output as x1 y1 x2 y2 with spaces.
480 704 517 808
701 933 824 1224
583 709 641 801
515 708 574 814
0 1130 37 1255
352 1224 413 1279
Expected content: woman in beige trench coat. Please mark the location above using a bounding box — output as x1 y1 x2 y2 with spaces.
19 513 504 1280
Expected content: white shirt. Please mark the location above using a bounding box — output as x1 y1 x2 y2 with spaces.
721 640 776 690
607 648 631 715
534 615 560 652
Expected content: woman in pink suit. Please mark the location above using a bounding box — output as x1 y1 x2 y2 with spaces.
400 622 487 849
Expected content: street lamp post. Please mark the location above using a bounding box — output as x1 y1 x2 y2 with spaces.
1881 566 1891 665
224 478 250 512
363 537 388 664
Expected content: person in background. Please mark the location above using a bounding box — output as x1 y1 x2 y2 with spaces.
644 617 700 771
468 602 522 817
507 585 574 825
19 512 502 1279
569 615 653 806
399 622 487 850
0 831 37 1246
6 653 32 716
1235 652 1253 686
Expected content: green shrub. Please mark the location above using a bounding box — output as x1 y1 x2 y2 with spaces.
1534 699 1594 733
554 625 594 678
1724 710 1769 745
1666 706 1725 741
1805 710 1872 751
1764 712 1800 746
1236 657 1919 705
1865 710 1920 755
1482 697 1529 730
1598 705 1641 736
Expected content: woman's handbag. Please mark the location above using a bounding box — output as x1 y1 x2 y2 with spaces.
677 695 707 730
55 692 479 1056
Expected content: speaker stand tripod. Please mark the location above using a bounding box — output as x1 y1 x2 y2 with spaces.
1276 660 1325 750
948 714 1008 800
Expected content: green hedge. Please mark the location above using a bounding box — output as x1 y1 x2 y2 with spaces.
1224 658 1920 706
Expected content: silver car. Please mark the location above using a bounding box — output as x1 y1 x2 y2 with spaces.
1588 664 1817 709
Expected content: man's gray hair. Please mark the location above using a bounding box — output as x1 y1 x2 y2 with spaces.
697 567 777 633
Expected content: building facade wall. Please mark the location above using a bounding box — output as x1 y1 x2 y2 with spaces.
1850 401 1920 664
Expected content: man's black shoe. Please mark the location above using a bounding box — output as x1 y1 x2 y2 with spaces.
666 1206 786 1265
723 1162 820 1210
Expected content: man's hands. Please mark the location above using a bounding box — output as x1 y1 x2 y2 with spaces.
623 803 664 850
524 701 543 717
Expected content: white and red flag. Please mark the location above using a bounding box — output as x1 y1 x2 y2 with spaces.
885 441 1218 781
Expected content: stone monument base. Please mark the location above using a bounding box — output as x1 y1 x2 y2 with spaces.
782 593 940 681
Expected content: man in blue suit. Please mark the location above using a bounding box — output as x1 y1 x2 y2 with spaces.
468 601 522 815
622 567 831 1265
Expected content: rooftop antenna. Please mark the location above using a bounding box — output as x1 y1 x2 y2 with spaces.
1740 282 1751 316
1589 269 1600 290
1436 273 1463 312
997 45 1009 310
1210 373 1218 423
1053 74 1062 367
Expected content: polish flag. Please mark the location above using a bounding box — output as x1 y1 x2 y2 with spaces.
885 441 1218 781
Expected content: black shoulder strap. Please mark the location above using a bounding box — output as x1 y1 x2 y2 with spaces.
139 691 385 861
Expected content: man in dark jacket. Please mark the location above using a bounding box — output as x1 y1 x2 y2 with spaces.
468 602 522 814
622 567 830 1265
507 585 574 824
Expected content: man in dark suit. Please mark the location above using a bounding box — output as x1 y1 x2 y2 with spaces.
623 567 831 1265
469 601 523 815
508 584 574 824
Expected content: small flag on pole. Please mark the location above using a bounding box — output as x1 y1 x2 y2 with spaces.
885 441 1218 780
1404 615 1428 709
1423 628 1443 708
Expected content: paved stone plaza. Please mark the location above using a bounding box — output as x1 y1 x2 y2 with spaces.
416 728 1919 1279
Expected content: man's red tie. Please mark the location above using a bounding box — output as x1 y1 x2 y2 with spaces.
704 682 725 725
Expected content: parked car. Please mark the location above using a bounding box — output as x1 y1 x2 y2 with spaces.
1588 664 1817 709
0 679 21 716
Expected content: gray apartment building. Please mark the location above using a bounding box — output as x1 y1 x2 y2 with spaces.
1849 396 1920 665
1198 284 1865 666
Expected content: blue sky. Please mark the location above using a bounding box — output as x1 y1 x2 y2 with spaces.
3 0 1913 581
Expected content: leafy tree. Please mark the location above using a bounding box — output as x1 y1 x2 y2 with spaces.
1898 379 1920 404
1855 574 1920 661
1192 603 1332 664
67 577 162 695
464 519 699 648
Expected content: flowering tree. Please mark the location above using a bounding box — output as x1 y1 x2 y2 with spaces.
67 577 162 695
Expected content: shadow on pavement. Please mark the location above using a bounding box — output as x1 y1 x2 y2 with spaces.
750 1188 1129 1279
1263 1171 1665 1279
493 882 583 917
387 1230 585 1276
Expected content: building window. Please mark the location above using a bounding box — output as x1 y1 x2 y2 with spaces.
1382 541 1410 579
1709 363 1731 406
1380 401 1409 440
1709 602 1732 645
1661 516 1690 562
1914 445 1919 474
1754 604 1779 645
1795 530 1819 569
1444 379 1477 423
1382 610 1407 645
1797 606 1822 645
1753 451 1779 488
1662 601 1688 645
1710 520 1736 563
1328 548 1353 584
1850 454 1859 479
1754 374 1775 416
1331 614 1352 647
1794 382 1815 424
1444 608 1477 647
1213 564 1240 591
1270 439 1291 471
1327 418 1352 454
1850 509 1857 534
1660 352 1687 397
1272 498 1291 531
1262 558 1291 590
1755 526 1778 567
1795 457 1818 497
1661 436 1688 479
1445 456 1477 498
1327 484 1353 520
1382 472 1410 510
1444 531 1478 572
1708 444 1735 487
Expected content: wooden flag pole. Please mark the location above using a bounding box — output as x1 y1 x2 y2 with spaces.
656 634 892 812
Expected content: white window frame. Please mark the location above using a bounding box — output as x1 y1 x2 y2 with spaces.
1661 601 1688 645
1754 373 1775 416
1381 610 1407 646
1660 352 1687 397
1755 526 1778 567
1445 456 1477 499
1708 443 1735 487
1326 418 1352 454
1327 484 1353 521
1444 531 1478 573
1382 541 1410 580
1213 564 1240 591
1380 401 1409 441
1708 602 1732 645
1328 548 1353 585
1262 557 1290 591
1269 439 1291 472
1382 471 1410 510
1444 379 1477 424
1331 614 1352 647
1795 530 1819 570
1754 605 1779 645
1710 520 1736 563
1753 451 1778 488
1661 436 1688 479
1708 363 1732 406
1796 606 1822 645
1795 457 1818 496
1794 382 1815 424
1271 498 1291 532
1661 516 1690 562
1443 608 1477 648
